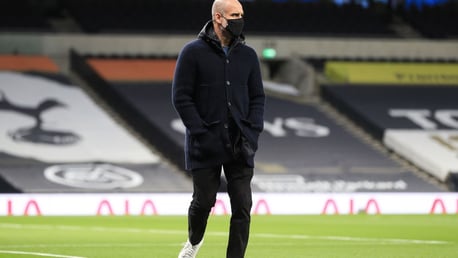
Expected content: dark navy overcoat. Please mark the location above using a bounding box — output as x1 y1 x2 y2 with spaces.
172 21 265 170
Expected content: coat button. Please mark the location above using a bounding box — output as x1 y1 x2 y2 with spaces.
226 59 230 64
227 102 232 106
224 123 228 129
226 81 230 86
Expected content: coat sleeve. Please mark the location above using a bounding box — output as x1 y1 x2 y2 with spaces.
172 44 207 136
247 52 265 132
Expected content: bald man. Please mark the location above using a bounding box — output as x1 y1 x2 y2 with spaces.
172 0 265 257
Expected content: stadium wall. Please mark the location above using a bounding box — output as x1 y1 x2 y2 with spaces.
1 33 457 61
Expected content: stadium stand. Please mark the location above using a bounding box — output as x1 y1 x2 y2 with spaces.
1 0 457 195
321 59 458 192
1 0 456 39
321 84 458 190
398 1 458 39
0 0 55 32
0 55 192 193
0 0 404 38
71 52 444 192
243 1 398 37
63 0 210 34
62 0 398 37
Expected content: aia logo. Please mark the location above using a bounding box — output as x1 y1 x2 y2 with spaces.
44 163 143 189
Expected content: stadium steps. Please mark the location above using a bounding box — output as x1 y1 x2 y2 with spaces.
54 56 194 191
67 68 184 172
53 55 449 192
265 83 449 192
316 97 449 191
48 54 153 156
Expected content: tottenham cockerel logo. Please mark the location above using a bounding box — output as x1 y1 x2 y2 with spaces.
0 90 80 145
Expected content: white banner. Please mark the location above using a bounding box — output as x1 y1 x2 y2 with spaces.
1 193 457 216
0 71 157 163
384 129 458 182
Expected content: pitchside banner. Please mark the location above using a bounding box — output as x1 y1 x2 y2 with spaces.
322 85 458 186
1 193 457 216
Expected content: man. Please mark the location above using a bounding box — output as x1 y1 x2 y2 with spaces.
172 0 265 257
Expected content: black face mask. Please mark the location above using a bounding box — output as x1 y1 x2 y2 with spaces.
223 17 244 38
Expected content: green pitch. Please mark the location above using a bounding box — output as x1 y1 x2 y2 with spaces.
0 215 457 258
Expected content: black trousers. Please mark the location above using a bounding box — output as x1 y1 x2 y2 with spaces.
188 158 254 258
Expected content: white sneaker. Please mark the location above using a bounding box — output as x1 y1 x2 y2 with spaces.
178 239 203 258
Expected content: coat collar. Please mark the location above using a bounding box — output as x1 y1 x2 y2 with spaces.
198 20 245 52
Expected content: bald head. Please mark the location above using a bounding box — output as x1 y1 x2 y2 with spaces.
212 0 225 16
212 0 242 17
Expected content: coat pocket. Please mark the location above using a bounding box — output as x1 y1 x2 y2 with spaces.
240 119 260 152
241 135 255 158
191 120 221 160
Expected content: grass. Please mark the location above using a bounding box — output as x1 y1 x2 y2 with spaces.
0 215 457 258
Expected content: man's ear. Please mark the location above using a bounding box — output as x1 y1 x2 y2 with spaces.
214 12 223 23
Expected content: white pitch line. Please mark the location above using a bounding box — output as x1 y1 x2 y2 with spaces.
0 243 179 249
0 250 86 258
0 223 449 245
253 233 448 245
